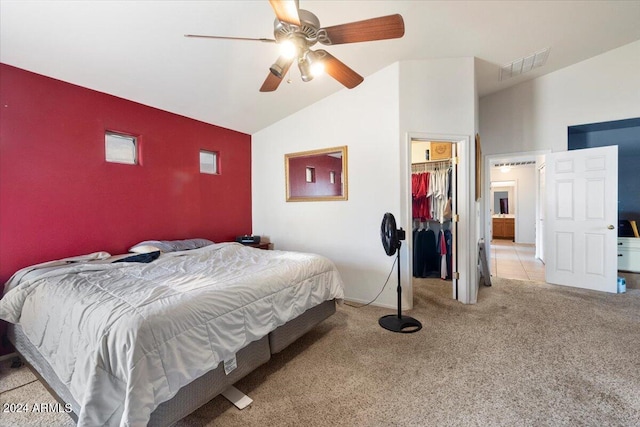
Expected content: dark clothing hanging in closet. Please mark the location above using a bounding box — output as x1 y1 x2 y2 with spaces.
413 229 425 277
444 229 453 280
413 229 439 278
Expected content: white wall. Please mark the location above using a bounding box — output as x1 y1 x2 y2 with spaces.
253 57 479 308
480 40 640 156
400 59 477 134
252 63 402 309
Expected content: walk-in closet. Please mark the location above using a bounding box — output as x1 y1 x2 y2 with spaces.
410 139 457 297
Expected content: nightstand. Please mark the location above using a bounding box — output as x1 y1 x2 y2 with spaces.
618 237 640 273
245 242 272 250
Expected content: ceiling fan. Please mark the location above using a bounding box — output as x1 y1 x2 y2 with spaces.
185 0 405 92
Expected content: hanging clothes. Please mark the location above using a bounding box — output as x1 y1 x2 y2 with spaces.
413 228 426 277
424 228 439 276
412 172 431 220
413 228 438 278
438 229 448 279
444 229 453 280
430 167 450 223
411 161 453 280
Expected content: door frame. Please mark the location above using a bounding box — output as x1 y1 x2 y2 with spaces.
483 150 549 275
401 132 474 304
536 161 546 262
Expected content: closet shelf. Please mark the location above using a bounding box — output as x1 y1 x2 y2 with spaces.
412 159 451 165
411 159 451 173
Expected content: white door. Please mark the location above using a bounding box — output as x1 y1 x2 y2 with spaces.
544 146 618 292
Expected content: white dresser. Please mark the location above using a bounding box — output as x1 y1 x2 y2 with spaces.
618 238 640 273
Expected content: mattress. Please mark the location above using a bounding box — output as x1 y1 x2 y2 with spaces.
0 243 344 426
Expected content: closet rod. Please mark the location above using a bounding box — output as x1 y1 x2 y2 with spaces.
411 159 451 173
412 159 451 166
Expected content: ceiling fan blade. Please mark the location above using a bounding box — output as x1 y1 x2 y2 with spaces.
184 34 276 43
260 73 283 92
318 50 364 89
269 0 300 25
322 14 405 45
260 57 294 92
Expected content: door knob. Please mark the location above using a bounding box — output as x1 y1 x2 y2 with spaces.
607 225 615 230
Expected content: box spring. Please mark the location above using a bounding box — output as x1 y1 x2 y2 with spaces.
269 299 336 354
7 299 337 426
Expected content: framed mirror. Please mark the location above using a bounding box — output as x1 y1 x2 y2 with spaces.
285 146 348 202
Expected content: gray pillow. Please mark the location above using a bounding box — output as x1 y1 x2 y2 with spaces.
129 238 214 253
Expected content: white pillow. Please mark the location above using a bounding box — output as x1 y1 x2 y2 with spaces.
129 244 163 254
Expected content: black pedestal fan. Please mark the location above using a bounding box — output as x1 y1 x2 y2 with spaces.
378 212 422 333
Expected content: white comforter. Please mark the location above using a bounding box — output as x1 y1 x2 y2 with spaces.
0 243 344 426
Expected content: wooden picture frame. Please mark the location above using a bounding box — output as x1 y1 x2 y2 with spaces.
285 146 348 202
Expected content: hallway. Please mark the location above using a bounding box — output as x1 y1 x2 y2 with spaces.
490 240 545 282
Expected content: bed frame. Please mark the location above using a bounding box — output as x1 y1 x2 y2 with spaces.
8 299 336 426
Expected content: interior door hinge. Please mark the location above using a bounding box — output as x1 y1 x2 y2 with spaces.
453 272 460 280
453 214 459 222
452 156 459 165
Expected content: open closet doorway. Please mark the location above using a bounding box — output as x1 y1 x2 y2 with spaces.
409 137 460 301
485 152 548 282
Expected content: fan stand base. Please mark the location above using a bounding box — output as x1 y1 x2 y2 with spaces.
378 314 422 334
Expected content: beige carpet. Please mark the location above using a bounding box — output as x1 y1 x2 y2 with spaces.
1 278 639 426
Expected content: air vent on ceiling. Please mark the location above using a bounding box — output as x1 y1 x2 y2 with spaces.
500 47 550 81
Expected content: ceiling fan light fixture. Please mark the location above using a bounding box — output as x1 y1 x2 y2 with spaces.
310 60 325 78
307 50 324 77
279 39 298 59
298 57 313 82
269 56 290 78
298 50 325 81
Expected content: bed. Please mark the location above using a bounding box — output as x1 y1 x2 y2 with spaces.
0 241 344 426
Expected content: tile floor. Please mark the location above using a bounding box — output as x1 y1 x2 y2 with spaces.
490 239 546 282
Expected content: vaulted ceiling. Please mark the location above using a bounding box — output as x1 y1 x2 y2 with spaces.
1 1 639 134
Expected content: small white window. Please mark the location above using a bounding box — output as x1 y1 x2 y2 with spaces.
200 150 219 174
305 167 315 183
105 132 137 164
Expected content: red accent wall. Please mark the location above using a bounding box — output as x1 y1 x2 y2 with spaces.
0 64 252 354
289 155 342 197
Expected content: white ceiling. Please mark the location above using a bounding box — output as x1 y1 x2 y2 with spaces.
1 1 639 135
